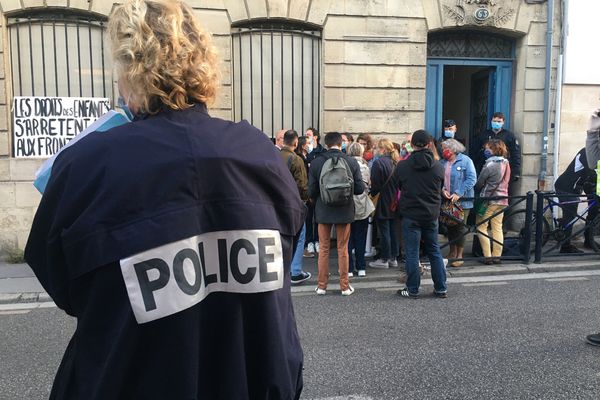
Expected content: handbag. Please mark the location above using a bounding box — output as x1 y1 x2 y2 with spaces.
440 200 464 226
474 198 488 217
354 192 376 220
475 166 508 217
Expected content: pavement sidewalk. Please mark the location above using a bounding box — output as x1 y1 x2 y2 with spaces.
2 253 600 304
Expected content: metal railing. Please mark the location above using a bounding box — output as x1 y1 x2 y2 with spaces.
439 193 534 264
532 191 600 263
438 191 600 265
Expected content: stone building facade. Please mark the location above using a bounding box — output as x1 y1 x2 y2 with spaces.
0 0 569 255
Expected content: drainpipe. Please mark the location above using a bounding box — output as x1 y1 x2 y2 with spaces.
552 0 567 188
538 0 555 190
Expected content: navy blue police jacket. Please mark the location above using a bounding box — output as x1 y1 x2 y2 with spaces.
24 103 306 400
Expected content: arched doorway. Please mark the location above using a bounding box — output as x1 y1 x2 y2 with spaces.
425 30 515 153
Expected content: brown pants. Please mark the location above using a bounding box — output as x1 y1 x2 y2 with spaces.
317 223 351 291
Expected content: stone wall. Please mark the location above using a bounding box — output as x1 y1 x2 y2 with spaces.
558 85 600 171
0 0 566 254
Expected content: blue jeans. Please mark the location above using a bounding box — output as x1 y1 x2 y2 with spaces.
378 218 399 260
402 217 447 295
348 218 369 272
291 223 306 276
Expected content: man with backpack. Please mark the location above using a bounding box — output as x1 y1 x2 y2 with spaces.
280 130 312 284
308 132 364 296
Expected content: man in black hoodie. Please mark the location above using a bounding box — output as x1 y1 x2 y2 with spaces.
394 130 448 299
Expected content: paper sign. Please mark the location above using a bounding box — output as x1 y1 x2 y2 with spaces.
13 96 110 158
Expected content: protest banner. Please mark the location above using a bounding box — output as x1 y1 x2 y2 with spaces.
13 96 110 158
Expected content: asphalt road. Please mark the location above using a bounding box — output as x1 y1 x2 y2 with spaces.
1 275 599 399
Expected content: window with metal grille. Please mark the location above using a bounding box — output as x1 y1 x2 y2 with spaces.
231 21 321 138
8 11 112 99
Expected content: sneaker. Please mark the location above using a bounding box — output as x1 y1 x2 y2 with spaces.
314 242 320 253
369 259 389 269
303 248 314 258
315 287 326 295
307 242 315 254
388 259 399 268
358 270 366 277
341 285 354 296
433 291 448 298
348 271 354 277
492 258 502 265
396 287 419 299
291 271 311 285
364 250 376 258
585 333 600 347
560 244 584 254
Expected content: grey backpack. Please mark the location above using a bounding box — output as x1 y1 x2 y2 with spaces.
319 156 354 206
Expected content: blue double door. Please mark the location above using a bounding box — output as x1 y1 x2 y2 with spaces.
425 59 513 152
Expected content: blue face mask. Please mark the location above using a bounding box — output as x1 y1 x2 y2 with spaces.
491 121 503 131
400 149 408 158
484 149 494 159
341 142 347 151
443 130 455 138
117 96 135 121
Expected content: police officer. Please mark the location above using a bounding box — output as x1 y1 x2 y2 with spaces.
24 1 305 398
584 107 600 348
472 112 522 188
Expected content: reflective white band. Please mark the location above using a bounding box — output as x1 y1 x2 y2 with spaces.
120 229 284 324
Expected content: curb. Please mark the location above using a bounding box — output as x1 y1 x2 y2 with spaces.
294 259 600 286
1 261 599 305
0 292 51 305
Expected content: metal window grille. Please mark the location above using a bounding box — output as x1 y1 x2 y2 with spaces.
231 22 321 138
8 12 111 98
427 31 514 59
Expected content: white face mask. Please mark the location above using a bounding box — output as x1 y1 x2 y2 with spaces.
307 143 314 153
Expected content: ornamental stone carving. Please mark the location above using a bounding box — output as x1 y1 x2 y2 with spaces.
443 0 516 27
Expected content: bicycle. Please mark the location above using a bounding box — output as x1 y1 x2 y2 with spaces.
503 192 600 253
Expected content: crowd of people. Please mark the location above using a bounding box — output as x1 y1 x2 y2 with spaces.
277 113 525 298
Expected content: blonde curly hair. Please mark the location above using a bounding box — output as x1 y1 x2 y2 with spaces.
108 0 220 114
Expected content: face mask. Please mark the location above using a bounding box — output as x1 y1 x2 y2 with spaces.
341 142 347 151
400 149 408 158
405 143 413 153
117 96 135 121
491 121 503 131
307 143 313 153
484 149 494 159
442 149 453 160
443 130 455 139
